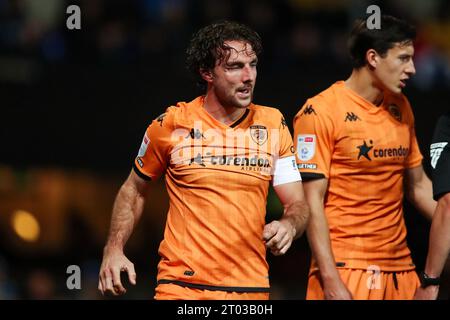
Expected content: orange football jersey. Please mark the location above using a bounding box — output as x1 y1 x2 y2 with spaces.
134 96 299 291
294 81 423 271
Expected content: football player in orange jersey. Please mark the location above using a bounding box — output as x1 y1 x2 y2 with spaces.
294 15 436 299
98 21 310 299
414 112 450 300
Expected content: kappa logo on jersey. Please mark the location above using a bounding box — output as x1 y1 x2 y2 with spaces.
138 133 150 157
300 105 317 116
250 125 268 145
297 135 316 161
388 104 402 122
430 142 448 168
186 128 206 140
345 112 361 122
189 153 206 167
156 113 166 126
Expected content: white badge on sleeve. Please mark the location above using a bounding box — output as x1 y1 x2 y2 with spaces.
273 155 302 186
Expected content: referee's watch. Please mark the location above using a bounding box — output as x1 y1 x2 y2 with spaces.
420 271 440 288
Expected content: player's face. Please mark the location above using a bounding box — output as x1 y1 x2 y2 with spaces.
211 40 257 109
374 43 416 94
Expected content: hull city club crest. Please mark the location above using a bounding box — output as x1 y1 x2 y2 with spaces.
388 104 402 122
250 125 268 145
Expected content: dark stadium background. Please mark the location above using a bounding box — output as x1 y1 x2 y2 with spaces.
0 0 449 299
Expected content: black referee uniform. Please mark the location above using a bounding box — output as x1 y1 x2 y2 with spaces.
430 112 450 200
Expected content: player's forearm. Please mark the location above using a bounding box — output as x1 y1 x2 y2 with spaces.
424 196 450 278
307 210 341 281
412 195 436 221
302 180 341 281
280 199 310 240
406 173 436 220
104 182 146 252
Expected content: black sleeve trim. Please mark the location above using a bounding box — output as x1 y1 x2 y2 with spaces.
132 163 152 181
157 279 270 293
300 172 326 181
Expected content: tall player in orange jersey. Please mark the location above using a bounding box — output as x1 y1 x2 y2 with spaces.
98 21 310 300
294 15 436 299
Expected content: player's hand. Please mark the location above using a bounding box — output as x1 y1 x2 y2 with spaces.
98 247 136 296
263 220 295 256
413 286 439 300
323 278 353 300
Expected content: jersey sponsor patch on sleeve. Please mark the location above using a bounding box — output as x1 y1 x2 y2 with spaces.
298 163 317 170
297 134 316 161
138 133 150 157
430 142 448 168
273 155 302 186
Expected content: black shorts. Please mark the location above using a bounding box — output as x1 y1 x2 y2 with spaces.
430 112 450 200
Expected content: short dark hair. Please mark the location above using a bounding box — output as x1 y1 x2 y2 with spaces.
186 20 262 88
348 15 416 69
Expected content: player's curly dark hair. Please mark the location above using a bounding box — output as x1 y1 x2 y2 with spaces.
186 20 262 88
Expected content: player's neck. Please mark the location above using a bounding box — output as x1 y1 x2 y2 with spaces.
345 69 384 107
202 92 247 125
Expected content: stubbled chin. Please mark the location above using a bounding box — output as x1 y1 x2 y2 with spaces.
235 95 252 106
236 102 251 108
389 86 402 94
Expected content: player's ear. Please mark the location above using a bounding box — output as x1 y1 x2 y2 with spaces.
366 49 379 69
200 68 213 83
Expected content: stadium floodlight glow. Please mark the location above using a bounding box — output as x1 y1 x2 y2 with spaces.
11 210 40 242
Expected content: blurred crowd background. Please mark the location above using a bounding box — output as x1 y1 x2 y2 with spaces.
1 0 449 299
